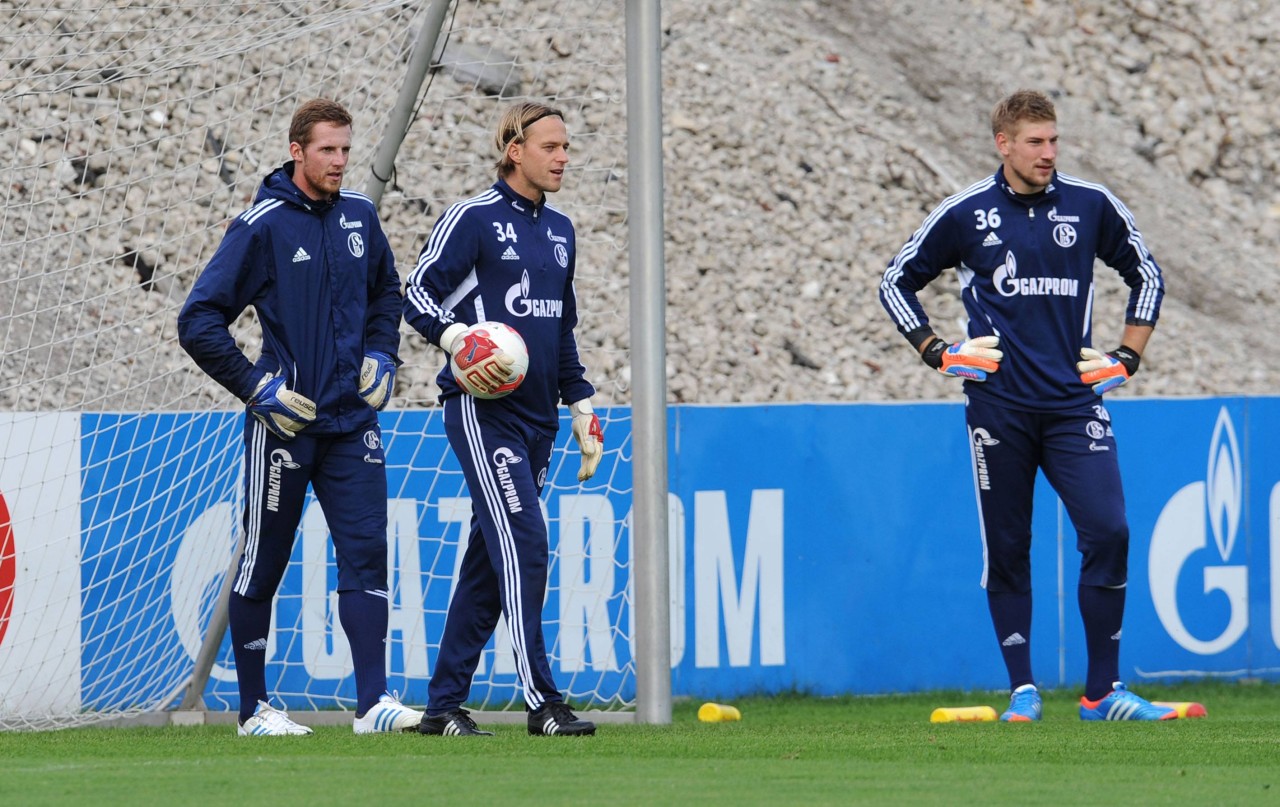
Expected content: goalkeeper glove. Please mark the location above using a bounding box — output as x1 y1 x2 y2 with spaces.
921 335 1002 382
1077 345 1141 395
442 323 516 398
247 373 317 440
569 399 604 482
358 351 397 411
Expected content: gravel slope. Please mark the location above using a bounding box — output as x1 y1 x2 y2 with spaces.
4 0 1276 409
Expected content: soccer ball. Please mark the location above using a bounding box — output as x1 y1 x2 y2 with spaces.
449 321 529 399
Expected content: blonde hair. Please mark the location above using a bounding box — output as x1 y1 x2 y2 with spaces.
990 90 1056 139
493 102 564 176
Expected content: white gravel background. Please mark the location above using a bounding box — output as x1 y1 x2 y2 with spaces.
3 0 1277 410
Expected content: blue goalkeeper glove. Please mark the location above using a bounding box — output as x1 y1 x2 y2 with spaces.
921 336 1003 381
247 374 317 440
358 351 397 411
1077 345 1140 394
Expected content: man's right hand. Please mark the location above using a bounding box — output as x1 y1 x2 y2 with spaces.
442 323 517 398
921 336 1003 382
247 374 317 440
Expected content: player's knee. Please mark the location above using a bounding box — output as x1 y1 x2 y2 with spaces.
1079 525 1129 585
985 566 1031 593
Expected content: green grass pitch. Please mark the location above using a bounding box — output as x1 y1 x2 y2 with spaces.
3 680 1276 806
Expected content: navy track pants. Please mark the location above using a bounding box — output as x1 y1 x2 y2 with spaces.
964 395 1129 592
428 394 560 713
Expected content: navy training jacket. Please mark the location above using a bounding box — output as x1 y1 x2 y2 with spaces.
178 162 402 434
403 178 594 435
879 167 1165 412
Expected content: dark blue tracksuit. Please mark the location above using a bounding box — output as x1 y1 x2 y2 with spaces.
178 163 402 612
405 178 594 714
879 167 1165 691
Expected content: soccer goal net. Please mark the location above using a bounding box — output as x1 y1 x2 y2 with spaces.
0 0 633 731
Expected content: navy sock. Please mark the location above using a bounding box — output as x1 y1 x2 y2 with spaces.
339 590 389 715
228 592 273 723
987 589 1034 690
1079 584 1125 701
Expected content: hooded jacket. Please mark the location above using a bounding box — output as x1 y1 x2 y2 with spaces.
178 162 402 434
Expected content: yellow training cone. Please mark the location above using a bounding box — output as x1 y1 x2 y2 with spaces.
698 702 742 722
930 706 998 723
1151 701 1207 718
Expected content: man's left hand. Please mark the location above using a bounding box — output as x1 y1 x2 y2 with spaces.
359 351 397 411
1077 345 1141 394
570 399 604 482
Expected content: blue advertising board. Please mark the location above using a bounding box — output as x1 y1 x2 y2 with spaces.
75 398 1280 709
80 413 242 710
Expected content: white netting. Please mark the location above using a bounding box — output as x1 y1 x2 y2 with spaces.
0 0 631 730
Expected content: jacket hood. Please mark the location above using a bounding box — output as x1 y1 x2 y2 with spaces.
256 161 337 213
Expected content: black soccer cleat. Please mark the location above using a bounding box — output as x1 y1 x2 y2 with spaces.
417 708 494 736
528 701 596 736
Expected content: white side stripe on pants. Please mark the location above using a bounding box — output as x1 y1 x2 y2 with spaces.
235 419 267 595
458 395 543 710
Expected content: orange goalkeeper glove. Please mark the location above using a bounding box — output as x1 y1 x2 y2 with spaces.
1077 345 1140 395
921 336 1003 382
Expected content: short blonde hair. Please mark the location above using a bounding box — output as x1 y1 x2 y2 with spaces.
493 102 564 176
991 90 1056 139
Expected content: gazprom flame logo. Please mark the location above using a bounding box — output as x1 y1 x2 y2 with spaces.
992 251 1018 296
991 250 1079 298
1149 407 1248 654
504 269 563 318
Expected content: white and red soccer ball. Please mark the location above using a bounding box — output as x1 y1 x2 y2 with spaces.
449 321 529 399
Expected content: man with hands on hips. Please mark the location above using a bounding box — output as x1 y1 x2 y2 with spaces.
879 89 1172 723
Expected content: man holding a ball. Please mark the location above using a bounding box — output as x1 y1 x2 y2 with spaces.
403 101 603 738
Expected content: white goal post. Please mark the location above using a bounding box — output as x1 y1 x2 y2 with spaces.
0 0 669 730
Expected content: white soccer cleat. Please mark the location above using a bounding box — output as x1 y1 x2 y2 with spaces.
238 700 314 736
353 691 424 734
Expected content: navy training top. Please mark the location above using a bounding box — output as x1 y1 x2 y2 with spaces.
404 178 594 434
178 163 402 434
879 167 1164 412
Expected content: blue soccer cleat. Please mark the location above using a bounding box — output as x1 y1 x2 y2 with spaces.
1079 683 1177 721
1000 683 1042 722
